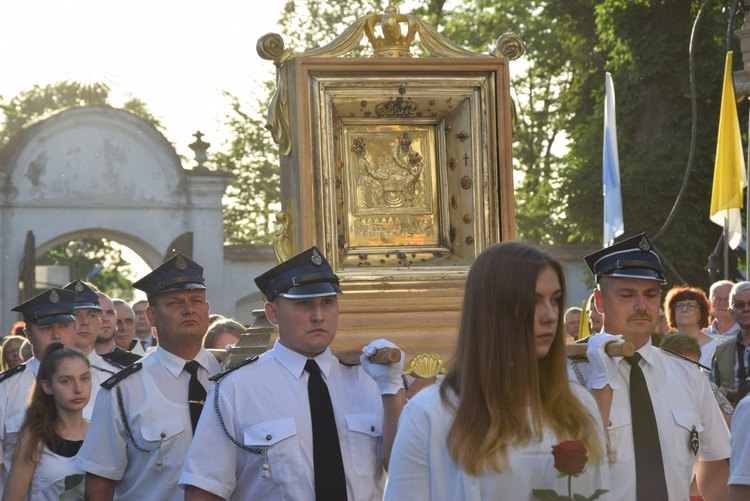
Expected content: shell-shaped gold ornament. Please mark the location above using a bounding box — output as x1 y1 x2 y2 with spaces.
405 352 445 378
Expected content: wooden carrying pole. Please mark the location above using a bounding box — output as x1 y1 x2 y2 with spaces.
334 342 634 365
566 340 634 359
335 347 402 366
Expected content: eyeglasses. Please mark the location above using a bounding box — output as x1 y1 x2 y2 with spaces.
673 302 699 311
732 301 750 311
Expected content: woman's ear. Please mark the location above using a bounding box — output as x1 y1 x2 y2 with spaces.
40 379 53 395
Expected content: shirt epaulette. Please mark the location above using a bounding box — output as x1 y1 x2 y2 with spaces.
0 363 25 384
209 356 259 382
102 348 141 369
91 364 117 376
101 362 143 390
660 347 710 371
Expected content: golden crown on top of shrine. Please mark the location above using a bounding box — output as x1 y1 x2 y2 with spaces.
363 1 418 58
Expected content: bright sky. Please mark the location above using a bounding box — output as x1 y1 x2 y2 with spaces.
1 0 287 160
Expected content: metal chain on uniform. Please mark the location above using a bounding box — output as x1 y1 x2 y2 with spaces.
212 378 264 454
212 378 271 478
570 360 586 387
570 358 616 463
116 386 167 472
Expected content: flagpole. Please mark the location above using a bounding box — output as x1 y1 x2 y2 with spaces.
746 108 749 273
725 222 730 280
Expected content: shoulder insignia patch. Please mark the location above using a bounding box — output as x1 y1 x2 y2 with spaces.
209 355 259 382
101 362 143 390
0 363 25 384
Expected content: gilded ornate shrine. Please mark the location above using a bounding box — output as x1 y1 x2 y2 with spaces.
254 2 522 362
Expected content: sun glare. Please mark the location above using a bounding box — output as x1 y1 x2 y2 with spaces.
59 45 119 93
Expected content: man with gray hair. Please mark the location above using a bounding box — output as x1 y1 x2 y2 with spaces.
704 280 740 342
712 281 750 405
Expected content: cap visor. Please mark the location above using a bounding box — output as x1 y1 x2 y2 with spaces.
34 313 76 325
604 269 665 283
278 282 342 299
74 303 101 311
150 282 207 297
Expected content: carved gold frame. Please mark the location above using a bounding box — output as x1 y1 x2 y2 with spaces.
307 65 506 279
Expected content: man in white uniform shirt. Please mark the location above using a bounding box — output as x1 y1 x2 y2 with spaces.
95 292 141 370
180 246 406 500
75 253 221 501
0 287 77 490
63 280 125 400
577 233 730 501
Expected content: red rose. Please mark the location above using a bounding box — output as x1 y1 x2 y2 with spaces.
551 440 588 476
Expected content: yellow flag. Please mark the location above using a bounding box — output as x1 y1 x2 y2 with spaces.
578 299 591 341
710 51 746 249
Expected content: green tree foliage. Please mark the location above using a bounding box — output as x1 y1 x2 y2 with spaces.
215 88 281 244
557 0 745 287
37 239 135 301
418 0 743 286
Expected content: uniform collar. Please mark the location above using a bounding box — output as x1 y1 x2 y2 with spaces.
26 357 40 376
272 338 336 380
154 345 213 378
636 339 656 366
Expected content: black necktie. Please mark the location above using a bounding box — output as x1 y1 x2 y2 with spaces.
305 359 347 501
184 361 207 433
625 353 668 500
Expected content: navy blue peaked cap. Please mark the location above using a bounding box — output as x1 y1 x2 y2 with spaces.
12 288 77 324
584 232 666 284
132 253 206 299
63 279 100 310
255 246 341 302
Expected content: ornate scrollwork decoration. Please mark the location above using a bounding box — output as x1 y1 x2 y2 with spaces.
490 33 526 60
273 208 295 264
257 34 293 156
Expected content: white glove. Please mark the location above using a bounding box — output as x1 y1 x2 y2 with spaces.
586 333 622 390
360 338 405 395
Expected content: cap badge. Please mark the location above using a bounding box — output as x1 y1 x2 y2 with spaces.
49 289 60 304
311 248 323 266
638 235 650 251
74 281 84 292
175 255 188 271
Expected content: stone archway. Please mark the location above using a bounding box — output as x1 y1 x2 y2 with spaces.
0 105 234 329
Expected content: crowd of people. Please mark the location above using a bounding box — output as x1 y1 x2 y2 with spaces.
1 233 750 499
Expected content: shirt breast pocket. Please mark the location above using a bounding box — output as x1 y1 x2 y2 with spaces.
671 408 703 466
4 411 24 440
139 419 185 470
244 418 303 484
345 413 382 476
607 407 633 464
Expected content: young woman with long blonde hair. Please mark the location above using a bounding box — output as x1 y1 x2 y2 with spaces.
385 241 610 499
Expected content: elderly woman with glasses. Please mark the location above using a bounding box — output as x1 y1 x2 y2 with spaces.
664 285 718 369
